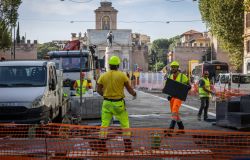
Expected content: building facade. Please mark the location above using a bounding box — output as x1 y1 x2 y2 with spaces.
244 7 250 74
87 1 149 72
172 29 230 73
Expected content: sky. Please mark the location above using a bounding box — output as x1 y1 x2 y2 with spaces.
18 0 206 44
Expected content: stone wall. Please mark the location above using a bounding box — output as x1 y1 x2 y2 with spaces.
173 46 208 73
132 45 149 72
0 41 37 60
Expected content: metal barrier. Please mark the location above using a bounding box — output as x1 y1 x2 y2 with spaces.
70 96 103 119
139 72 165 90
0 123 250 159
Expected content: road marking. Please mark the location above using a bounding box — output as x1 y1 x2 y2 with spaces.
137 90 216 117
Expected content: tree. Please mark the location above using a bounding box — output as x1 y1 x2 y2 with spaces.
199 0 244 71
37 42 60 59
153 61 165 72
151 39 172 64
0 20 11 50
1 0 22 26
245 0 250 11
16 21 20 43
168 35 181 51
0 0 22 49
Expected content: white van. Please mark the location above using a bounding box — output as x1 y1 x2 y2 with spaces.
214 73 250 94
0 61 61 124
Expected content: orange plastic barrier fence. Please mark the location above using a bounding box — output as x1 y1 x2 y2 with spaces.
0 123 250 159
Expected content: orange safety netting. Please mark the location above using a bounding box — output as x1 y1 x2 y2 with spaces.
189 83 250 100
0 123 249 159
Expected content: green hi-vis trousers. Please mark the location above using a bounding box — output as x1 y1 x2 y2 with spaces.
100 99 130 138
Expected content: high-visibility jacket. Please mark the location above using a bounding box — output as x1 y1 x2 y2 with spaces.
169 73 189 85
76 80 88 95
198 77 210 97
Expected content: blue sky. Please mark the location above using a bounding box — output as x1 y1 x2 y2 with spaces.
18 0 206 43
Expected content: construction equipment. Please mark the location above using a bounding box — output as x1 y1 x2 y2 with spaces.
47 45 103 120
216 95 250 130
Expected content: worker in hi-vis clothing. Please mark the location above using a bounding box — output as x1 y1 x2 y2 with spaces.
73 72 91 96
93 55 137 153
166 61 191 136
198 70 214 121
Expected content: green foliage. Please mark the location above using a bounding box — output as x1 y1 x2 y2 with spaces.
244 0 250 11
151 39 171 62
199 0 244 71
0 0 22 50
168 35 181 51
0 20 11 50
1 0 22 26
149 37 180 71
153 61 165 72
37 42 59 59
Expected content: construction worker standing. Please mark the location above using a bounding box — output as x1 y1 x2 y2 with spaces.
166 61 190 136
73 72 91 96
198 71 214 121
95 55 137 153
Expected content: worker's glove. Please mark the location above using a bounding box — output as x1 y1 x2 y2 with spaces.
167 96 172 101
132 92 137 100
187 85 192 90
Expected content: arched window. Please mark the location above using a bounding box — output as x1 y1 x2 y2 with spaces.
246 13 250 28
102 16 110 30
247 61 250 72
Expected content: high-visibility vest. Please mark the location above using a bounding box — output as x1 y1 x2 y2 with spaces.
198 78 210 97
76 80 88 95
169 73 189 85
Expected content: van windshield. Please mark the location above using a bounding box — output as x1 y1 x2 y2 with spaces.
0 66 47 87
62 57 88 72
232 75 250 84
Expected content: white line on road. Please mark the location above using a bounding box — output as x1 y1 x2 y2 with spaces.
137 90 216 117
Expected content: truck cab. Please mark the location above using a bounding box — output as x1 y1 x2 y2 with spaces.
0 61 62 124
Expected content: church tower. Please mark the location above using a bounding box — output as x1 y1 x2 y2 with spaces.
95 1 118 30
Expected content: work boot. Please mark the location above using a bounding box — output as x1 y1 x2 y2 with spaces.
164 120 176 137
204 115 208 121
177 121 185 134
124 139 133 152
197 115 201 121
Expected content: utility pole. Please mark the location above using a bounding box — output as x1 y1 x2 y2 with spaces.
13 25 16 60
210 33 213 62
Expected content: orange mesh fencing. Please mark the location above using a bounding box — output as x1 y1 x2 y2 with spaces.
0 123 249 159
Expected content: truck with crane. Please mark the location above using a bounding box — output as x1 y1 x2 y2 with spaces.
47 42 103 121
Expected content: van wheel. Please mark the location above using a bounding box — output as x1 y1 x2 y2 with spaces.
47 108 53 123
53 107 63 123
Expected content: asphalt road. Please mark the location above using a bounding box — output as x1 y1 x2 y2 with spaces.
125 89 231 131
82 89 234 132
